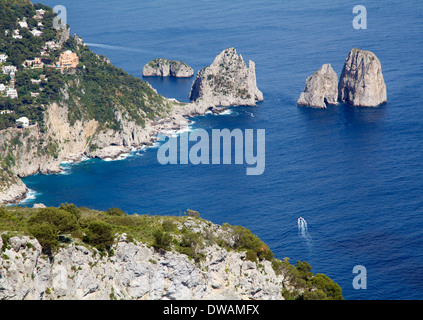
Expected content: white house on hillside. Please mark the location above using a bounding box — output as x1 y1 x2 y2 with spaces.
16 117 29 128
6 88 18 99
2 65 18 74
0 110 14 115
31 29 43 37
0 54 7 63
18 21 28 28
44 41 59 50
12 30 22 39
36 9 45 17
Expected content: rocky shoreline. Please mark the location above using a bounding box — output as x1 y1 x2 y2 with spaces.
0 179 28 206
0 101 202 205
0 47 263 205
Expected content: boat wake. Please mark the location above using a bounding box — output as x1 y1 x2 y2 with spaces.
298 217 312 245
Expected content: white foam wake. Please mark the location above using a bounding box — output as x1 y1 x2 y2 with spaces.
298 217 312 243
85 43 148 54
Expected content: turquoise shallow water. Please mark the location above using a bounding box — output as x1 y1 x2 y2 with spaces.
22 0 423 299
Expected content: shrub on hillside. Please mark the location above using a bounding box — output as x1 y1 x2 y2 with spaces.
106 208 125 216
28 222 58 254
83 220 114 251
29 207 79 234
152 229 172 251
308 273 343 300
59 203 81 220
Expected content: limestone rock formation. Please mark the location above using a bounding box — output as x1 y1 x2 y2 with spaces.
0 219 292 300
189 47 263 107
0 177 27 204
143 58 194 78
0 96 190 205
0 48 264 204
338 48 387 107
297 64 338 109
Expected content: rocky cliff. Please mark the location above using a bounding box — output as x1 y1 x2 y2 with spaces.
0 97 185 204
143 58 194 78
0 176 27 205
297 64 338 109
0 0 263 203
0 46 266 204
189 48 263 108
0 233 284 300
338 48 387 107
0 207 343 301
0 6 195 205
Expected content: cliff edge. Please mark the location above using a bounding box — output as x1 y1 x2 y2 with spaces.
0 206 343 300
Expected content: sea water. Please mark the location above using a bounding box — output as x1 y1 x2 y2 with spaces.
22 0 423 299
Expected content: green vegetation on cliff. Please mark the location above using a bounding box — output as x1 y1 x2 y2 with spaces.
0 1 58 129
0 0 170 131
0 204 343 300
63 37 169 130
0 0 175 195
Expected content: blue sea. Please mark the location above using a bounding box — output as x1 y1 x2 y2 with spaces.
21 0 423 300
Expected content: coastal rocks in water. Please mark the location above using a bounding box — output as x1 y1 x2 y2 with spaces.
338 48 387 107
0 177 27 205
142 58 194 78
297 64 338 109
189 47 264 108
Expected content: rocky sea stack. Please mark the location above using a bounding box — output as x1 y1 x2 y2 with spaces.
297 64 338 109
338 48 387 107
142 58 194 78
189 47 263 108
297 48 387 109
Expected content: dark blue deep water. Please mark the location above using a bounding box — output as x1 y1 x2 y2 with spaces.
21 0 423 299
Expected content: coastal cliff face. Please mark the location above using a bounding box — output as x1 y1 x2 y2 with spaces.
189 48 264 108
0 0 265 204
338 48 387 107
0 45 265 204
0 218 289 300
0 0 264 206
143 58 194 78
0 96 188 204
0 122 63 204
0 177 27 205
297 64 338 109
